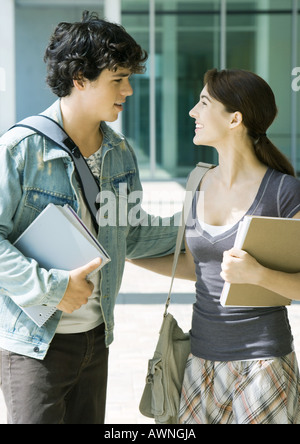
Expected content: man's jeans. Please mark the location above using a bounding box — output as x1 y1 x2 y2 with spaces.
0 323 108 424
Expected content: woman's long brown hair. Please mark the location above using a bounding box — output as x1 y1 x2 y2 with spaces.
204 69 295 177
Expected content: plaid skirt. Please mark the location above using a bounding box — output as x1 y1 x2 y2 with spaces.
179 352 300 424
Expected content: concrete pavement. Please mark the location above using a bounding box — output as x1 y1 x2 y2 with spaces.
1 180 300 424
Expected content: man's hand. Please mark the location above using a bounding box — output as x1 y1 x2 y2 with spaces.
57 257 102 313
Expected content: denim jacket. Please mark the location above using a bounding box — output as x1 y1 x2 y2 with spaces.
0 100 179 359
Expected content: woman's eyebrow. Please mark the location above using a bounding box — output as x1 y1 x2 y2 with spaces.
200 94 211 102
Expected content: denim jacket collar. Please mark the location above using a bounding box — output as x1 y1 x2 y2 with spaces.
41 100 125 164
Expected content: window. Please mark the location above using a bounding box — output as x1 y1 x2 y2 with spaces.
122 0 300 178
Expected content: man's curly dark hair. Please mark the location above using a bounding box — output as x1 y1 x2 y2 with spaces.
44 10 148 97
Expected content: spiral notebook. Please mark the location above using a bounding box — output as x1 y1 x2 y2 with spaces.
14 204 110 327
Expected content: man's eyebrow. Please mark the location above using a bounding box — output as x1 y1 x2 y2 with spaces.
112 72 131 78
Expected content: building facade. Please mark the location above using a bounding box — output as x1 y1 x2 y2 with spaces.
0 0 299 178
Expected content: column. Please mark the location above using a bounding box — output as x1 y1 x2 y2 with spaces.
255 0 270 79
0 0 15 134
104 0 121 23
220 0 227 69
162 1 178 174
149 0 156 178
104 0 122 134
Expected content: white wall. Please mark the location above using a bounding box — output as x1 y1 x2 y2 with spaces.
15 6 103 120
0 0 15 133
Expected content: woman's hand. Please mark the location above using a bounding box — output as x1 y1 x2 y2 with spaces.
220 248 263 285
221 248 300 302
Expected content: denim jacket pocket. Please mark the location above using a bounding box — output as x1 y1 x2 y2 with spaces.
13 188 77 239
111 170 136 197
25 187 76 212
98 170 136 230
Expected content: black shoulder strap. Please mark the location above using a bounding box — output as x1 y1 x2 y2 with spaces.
10 115 100 228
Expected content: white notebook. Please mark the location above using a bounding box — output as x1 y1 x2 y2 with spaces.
14 204 110 327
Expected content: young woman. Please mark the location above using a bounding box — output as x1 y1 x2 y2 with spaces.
132 68 300 424
179 68 300 425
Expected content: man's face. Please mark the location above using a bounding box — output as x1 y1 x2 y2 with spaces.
81 67 134 123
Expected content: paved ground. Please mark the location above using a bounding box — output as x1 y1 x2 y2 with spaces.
1 180 300 424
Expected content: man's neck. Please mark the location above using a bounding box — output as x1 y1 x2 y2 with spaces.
60 98 103 157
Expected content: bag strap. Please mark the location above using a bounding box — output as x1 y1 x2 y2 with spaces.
10 115 100 228
164 162 214 317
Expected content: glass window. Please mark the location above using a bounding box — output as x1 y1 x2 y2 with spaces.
14 0 299 178
122 0 221 178
122 0 151 177
294 3 300 172
122 0 299 178
225 0 299 173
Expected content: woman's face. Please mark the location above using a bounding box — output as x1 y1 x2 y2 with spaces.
189 85 234 147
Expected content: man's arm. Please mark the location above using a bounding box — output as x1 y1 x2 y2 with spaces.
128 239 196 281
0 143 69 308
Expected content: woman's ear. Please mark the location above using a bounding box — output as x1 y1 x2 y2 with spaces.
229 111 243 129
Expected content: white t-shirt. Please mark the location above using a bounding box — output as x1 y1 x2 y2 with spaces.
56 148 103 334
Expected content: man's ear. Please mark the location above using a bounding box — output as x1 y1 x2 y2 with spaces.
73 75 86 90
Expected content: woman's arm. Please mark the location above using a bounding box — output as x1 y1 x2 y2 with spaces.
127 239 196 281
221 247 300 301
220 211 300 301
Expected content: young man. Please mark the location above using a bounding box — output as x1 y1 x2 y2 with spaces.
0 11 179 424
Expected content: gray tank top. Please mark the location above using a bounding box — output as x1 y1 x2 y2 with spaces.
186 168 300 361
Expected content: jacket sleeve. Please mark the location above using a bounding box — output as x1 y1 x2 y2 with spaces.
0 142 69 308
126 210 182 259
124 141 182 260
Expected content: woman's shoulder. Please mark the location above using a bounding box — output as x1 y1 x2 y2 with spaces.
269 168 300 217
270 168 300 191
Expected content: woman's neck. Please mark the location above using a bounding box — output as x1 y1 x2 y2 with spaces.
214 135 267 189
